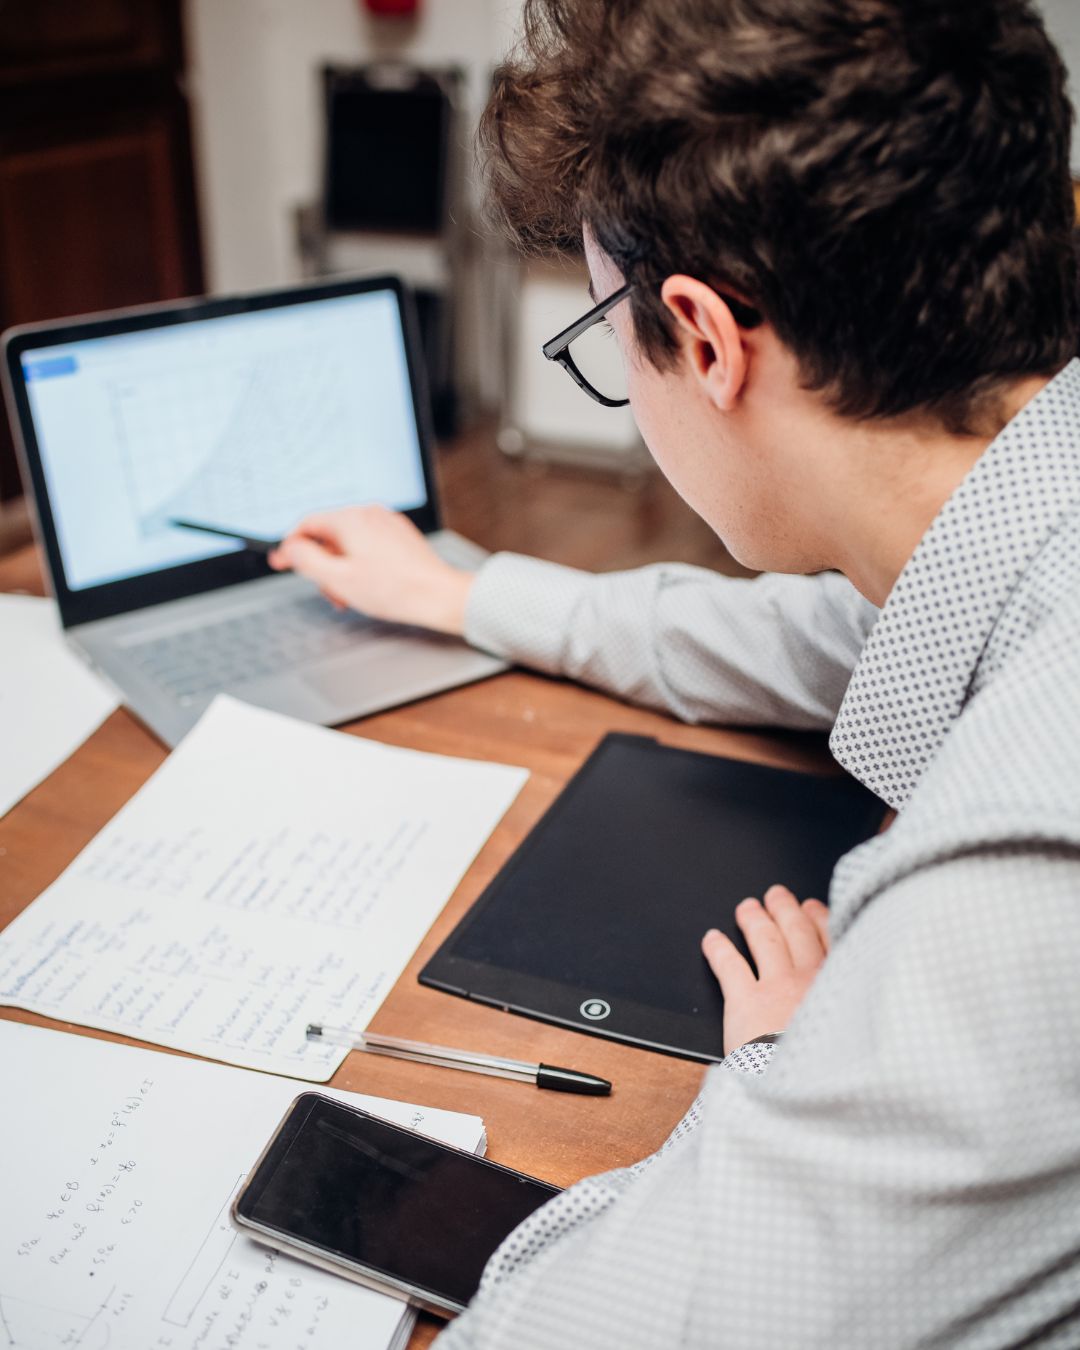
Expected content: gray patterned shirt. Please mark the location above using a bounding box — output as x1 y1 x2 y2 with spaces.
439 359 1080 1348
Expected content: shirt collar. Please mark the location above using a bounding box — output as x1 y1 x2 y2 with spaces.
830 358 1080 810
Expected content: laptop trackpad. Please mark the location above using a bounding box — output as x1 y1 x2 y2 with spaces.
303 635 494 708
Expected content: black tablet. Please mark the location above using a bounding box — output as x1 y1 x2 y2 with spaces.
420 734 887 1062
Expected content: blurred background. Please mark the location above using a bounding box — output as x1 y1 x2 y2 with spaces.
0 0 1077 573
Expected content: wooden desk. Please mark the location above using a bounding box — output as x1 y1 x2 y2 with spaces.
0 543 830 1346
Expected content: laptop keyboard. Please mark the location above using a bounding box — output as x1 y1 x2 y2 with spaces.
124 596 376 704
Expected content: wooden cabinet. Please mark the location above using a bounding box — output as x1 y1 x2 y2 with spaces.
0 0 203 500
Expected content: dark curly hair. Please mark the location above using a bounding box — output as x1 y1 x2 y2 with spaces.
480 0 1079 435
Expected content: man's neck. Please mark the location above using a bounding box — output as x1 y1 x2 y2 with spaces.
828 374 1053 608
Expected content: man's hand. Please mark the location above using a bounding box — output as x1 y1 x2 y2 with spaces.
702 884 830 1055
268 505 474 635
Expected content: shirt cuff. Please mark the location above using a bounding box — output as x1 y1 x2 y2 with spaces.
464 553 592 673
720 1041 777 1075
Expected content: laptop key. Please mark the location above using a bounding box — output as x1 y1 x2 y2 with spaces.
124 598 381 700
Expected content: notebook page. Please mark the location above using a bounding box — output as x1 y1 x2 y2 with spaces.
0 696 528 1079
0 594 117 820
0 1020 485 1350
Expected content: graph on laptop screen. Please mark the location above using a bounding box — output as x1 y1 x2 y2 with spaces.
20 289 427 592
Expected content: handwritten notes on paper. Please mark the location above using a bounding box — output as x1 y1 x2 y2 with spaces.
0 696 528 1079
0 594 118 820
0 1020 484 1350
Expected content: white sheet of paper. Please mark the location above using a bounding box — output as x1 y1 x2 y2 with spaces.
0 594 118 819
0 1020 485 1350
0 696 528 1079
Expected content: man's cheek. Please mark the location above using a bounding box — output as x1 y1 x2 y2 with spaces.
628 380 696 493
625 370 669 454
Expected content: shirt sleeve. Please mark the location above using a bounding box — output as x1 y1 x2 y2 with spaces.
464 554 878 730
434 847 1080 1350
434 1045 772 1350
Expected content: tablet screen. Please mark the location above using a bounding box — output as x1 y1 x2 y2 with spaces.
422 736 887 1062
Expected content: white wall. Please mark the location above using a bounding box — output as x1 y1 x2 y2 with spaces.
184 0 522 409
186 0 520 291
1039 0 1080 174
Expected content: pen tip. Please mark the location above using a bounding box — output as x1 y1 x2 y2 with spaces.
306 1023 322 1038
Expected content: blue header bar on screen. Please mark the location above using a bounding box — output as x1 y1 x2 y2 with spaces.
23 354 78 381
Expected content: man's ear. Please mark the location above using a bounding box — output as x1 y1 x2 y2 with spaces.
660 275 750 412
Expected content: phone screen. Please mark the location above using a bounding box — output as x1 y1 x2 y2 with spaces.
235 1095 561 1310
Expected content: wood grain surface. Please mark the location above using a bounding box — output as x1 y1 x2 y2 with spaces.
0 542 830 1347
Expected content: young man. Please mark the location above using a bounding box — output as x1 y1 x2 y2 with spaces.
270 1 1080 1342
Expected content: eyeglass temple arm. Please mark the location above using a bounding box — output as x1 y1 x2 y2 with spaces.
542 281 636 358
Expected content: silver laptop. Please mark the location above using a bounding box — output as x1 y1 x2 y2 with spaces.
2 275 506 747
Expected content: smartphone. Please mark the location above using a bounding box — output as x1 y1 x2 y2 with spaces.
231 1093 561 1317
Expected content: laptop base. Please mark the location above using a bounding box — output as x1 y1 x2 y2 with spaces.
73 531 506 747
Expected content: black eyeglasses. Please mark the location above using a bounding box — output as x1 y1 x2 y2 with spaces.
542 281 635 408
542 280 764 408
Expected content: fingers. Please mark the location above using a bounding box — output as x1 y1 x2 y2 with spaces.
270 509 364 569
296 503 398 548
762 884 828 968
710 889 829 1055
734 896 791 978
272 535 348 591
701 928 755 999
285 509 357 548
803 898 830 953
269 526 345 573
270 504 410 574
734 887 829 976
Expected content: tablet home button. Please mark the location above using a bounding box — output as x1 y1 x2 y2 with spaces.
580 998 611 1021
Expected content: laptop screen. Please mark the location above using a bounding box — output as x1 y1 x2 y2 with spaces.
18 287 428 594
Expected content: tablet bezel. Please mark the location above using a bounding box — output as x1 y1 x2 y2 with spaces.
420 734 888 1063
421 951 728 1063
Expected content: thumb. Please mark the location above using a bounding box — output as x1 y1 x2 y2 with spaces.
702 928 754 997
279 535 348 590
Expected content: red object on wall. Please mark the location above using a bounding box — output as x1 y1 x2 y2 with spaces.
364 0 419 15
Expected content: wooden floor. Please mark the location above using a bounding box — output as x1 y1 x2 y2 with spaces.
0 494 31 558
435 423 751 578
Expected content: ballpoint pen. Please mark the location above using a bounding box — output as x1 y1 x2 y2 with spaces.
306 1023 612 1096
170 517 282 554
